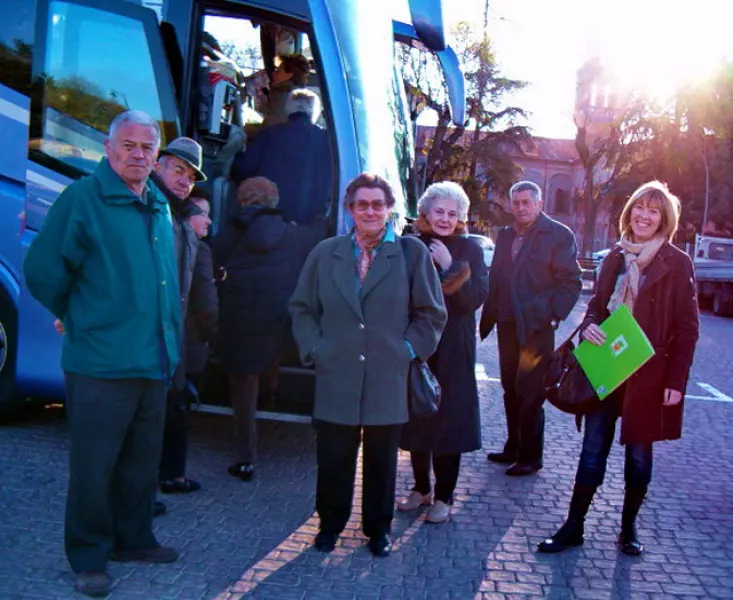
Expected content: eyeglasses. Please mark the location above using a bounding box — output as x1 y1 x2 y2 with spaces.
353 200 388 213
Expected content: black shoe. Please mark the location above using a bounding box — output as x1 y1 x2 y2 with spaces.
367 534 391 558
618 526 644 556
153 500 167 517
75 571 112 597
537 518 584 553
228 462 255 481
159 478 201 494
505 461 542 476
314 531 338 553
486 451 516 464
109 545 179 563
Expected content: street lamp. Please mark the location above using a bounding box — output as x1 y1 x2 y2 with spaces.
700 131 710 235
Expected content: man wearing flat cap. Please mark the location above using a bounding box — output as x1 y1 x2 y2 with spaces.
152 137 218 507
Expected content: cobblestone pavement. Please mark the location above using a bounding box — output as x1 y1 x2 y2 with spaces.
2 298 733 599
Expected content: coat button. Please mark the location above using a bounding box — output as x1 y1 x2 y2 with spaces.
358 354 365 362
161 280 167 286
358 323 365 330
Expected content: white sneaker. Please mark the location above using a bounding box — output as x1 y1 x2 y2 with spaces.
426 500 450 523
397 490 432 511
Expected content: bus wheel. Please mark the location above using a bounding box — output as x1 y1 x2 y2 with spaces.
0 290 21 421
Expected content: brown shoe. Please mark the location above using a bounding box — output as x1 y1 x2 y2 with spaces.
109 546 178 563
397 490 432 511
75 571 111 597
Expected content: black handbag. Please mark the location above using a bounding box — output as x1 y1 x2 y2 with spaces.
543 323 600 416
408 358 442 420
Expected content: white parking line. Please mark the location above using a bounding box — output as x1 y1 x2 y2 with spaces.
473 366 733 405
687 382 733 403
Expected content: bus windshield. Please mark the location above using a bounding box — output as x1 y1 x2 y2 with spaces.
328 1 413 225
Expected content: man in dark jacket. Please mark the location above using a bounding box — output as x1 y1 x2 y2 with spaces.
24 111 181 597
152 139 217 502
232 88 332 225
480 181 582 476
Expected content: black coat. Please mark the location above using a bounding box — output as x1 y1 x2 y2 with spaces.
213 205 327 374
185 241 219 375
232 113 332 225
400 234 489 455
480 212 582 345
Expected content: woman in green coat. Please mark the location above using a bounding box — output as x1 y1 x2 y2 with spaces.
289 173 447 557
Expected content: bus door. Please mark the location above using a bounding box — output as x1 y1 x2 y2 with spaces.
185 5 339 418
15 0 180 398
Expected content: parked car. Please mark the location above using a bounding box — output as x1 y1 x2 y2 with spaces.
466 233 495 268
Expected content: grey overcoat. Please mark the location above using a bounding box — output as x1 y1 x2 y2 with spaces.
289 234 447 426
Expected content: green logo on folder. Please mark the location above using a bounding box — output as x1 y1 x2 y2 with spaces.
573 304 655 401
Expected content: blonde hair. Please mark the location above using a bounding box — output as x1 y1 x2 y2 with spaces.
619 181 680 241
236 177 279 207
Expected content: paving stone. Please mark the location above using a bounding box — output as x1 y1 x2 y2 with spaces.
2 302 733 599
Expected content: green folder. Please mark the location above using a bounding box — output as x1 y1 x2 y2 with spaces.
573 304 655 400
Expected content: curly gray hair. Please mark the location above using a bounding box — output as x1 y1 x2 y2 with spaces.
417 181 470 222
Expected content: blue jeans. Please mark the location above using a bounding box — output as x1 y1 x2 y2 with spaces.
575 397 653 489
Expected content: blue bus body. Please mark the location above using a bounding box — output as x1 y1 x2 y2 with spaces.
0 0 464 414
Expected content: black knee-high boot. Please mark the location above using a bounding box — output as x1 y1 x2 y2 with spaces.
618 486 646 555
537 485 596 553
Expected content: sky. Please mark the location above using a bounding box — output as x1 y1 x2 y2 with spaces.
402 0 733 140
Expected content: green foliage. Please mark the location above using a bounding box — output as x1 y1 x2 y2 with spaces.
600 60 733 242
397 22 530 225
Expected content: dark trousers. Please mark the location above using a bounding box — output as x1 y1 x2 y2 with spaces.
159 387 188 481
497 322 553 465
228 373 259 464
410 452 461 504
314 419 401 539
64 373 167 573
575 399 653 489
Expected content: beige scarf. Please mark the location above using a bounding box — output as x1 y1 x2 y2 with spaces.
607 235 665 313
354 226 386 283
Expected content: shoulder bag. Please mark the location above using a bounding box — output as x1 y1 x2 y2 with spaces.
543 322 600 416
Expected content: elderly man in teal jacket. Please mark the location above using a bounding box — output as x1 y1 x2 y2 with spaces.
23 110 182 598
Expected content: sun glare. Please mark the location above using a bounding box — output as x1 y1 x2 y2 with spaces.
590 0 731 101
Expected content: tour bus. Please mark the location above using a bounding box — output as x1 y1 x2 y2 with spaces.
0 0 465 418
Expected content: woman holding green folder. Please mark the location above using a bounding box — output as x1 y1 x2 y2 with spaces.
538 181 699 556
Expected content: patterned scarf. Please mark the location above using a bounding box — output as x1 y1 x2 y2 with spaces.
354 226 386 283
607 234 665 313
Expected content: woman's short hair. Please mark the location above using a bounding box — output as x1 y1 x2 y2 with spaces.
343 173 396 209
619 180 680 241
418 182 470 222
277 53 310 86
236 177 279 208
414 181 470 235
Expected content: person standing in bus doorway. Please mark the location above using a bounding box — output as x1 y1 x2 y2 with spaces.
289 173 447 557
262 53 310 127
213 177 327 483
479 181 582 477
151 138 216 507
23 110 182 597
232 88 332 226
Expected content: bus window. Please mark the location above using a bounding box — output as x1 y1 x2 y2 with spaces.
31 0 178 177
0 0 34 96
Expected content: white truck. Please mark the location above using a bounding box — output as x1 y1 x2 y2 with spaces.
693 235 733 317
